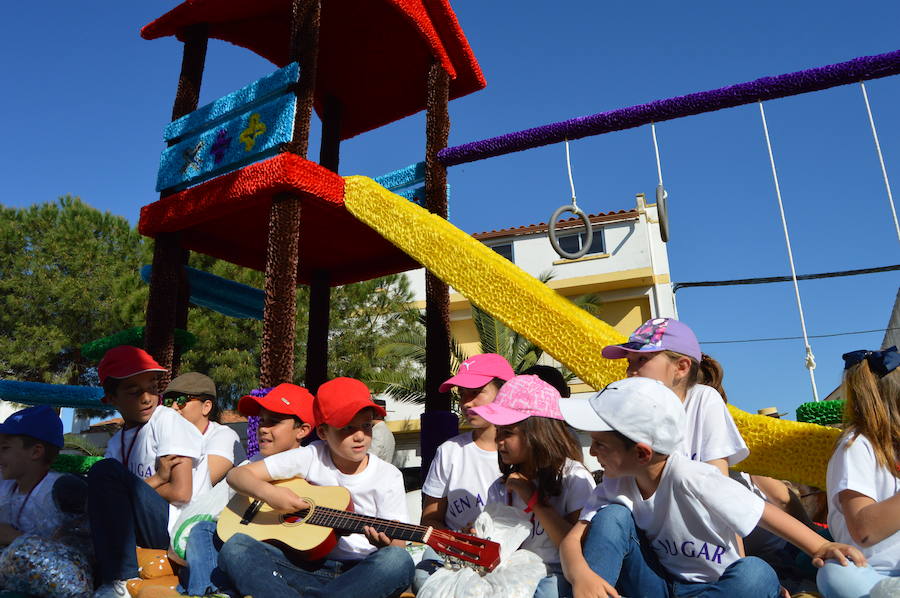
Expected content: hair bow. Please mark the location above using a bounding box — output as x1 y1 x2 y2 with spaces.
842 346 900 378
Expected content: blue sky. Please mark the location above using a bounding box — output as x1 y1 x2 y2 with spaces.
2 2 898 424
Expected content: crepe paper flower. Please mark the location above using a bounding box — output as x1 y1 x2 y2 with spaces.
796 400 845 426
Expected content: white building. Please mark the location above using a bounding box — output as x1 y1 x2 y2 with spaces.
384 193 677 469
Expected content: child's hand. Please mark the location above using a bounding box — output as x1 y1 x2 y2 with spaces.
572 571 619 598
505 472 536 503
263 485 310 514
363 525 393 548
155 455 187 483
811 541 867 568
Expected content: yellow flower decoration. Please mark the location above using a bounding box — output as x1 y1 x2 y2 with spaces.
239 113 267 151
343 176 628 389
344 175 839 487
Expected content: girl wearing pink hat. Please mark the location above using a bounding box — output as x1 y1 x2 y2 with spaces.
473 374 596 598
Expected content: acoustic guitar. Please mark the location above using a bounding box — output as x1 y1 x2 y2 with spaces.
217 478 501 572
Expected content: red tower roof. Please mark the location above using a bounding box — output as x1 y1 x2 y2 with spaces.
142 0 485 140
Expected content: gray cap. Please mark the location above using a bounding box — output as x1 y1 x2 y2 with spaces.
164 372 216 398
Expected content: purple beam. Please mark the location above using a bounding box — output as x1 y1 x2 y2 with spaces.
438 49 900 167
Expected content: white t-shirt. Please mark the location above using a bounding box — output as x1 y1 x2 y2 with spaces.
105 405 204 532
580 452 764 583
682 385 749 466
263 440 409 561
422 432 501 531
826 433 900 574
0 471 65 537
486 459 595 564
193 421 245 493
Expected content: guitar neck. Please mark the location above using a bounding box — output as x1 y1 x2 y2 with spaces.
297 506 427 543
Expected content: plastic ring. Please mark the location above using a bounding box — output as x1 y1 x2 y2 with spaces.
549 205 593 259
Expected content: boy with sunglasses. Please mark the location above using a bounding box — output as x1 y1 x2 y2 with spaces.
88 346 204 598
164 372 245 488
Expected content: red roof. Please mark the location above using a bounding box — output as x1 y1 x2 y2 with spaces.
141 0 485 140
472 209 639 241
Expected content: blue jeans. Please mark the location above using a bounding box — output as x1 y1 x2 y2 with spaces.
217 532 414 598
582 504 780 598
178 520 232 595
534 563 572 598
88 458 171 583
817 560 898 598
412 545 443 593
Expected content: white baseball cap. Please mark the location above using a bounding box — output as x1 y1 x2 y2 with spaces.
559 377 686 455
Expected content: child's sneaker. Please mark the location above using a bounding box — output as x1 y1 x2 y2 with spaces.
92 580 129 598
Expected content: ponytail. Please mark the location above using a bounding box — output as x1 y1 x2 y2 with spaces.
698 354 728 403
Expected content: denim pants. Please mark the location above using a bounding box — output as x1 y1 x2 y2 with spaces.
817 560 899 598
218 532 415 598
582 504 781 598
88 458 171 583
533 563 573 598
178 520 232 595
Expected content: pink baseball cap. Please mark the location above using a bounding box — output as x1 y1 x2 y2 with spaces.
439 353 515 393
468 375 563 426
601 318 702 362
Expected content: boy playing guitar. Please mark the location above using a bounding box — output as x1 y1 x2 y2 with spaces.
220 378 415 598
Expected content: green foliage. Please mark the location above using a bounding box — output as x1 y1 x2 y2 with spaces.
0 196 151 385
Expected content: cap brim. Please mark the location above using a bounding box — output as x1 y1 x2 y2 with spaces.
438 373 495 393
559 397 614 432
468 403 529 426
601 344 662 360
237 395 262 417
103 366 168 383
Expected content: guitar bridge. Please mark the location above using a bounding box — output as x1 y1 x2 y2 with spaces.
240 499 263 525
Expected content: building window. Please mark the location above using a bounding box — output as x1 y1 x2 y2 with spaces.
490 243 514 262
558 229 603 257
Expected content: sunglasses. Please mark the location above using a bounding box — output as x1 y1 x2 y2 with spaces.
162 394 205 408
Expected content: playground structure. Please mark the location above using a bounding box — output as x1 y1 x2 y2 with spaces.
2 1 899 488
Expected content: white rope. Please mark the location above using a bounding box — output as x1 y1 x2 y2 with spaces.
564 139 579 212
758 101 820 402
859 81 900 245
651 122 664 187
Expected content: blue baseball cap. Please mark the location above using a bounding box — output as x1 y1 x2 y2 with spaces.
0 405 64 448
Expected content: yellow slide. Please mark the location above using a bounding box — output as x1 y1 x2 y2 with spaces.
343 176 838 488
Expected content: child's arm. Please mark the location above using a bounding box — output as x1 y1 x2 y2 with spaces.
758 502 867 566
0 523 22 546
150 455 193 504
207 455 233 487
837 489 900 547
507 472 580 549
226 460 309 513
560 521 620 598
420 495 450 530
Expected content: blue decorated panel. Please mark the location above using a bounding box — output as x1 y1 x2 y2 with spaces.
164 62 300 143
374 161 450 211
156 92 297 193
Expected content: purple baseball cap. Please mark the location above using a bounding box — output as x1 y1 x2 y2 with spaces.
469 375 563 426
439 353 515 393
601 318 702 362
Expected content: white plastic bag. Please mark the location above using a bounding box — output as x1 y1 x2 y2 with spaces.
418 502 548 598
167 478 234 564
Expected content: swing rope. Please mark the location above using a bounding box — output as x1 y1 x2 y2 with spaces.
651 122 664 187
564 139 579 211
859 81 900 245
758 101 820 402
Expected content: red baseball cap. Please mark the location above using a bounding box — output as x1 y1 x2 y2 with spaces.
98 346 167 385
238 384 316 426
439 353 515 393
314 377 386 428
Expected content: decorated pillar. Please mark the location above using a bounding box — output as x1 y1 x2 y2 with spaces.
145 24 207 384
259 0 321 387
421 62 456 475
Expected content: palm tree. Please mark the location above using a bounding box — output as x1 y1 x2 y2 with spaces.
369 270 603 404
